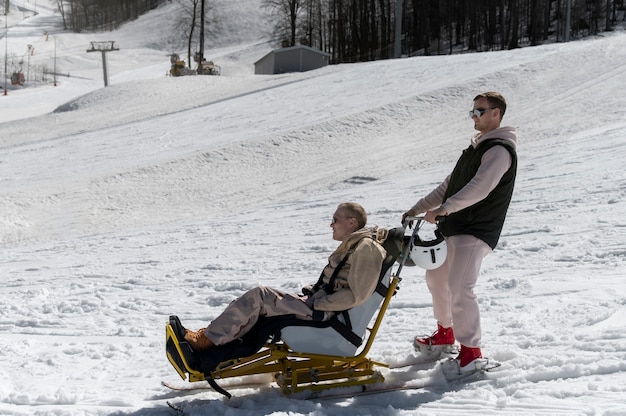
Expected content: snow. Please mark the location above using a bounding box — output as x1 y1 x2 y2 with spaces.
1 0 625 415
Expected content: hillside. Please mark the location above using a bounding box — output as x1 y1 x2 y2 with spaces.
0 1 625 415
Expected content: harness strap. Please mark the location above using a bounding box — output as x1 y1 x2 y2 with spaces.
330 312 363 347
308 235 390 347
206 376 232 399
311 246 355 294
375 280 389 297
323 249 353 294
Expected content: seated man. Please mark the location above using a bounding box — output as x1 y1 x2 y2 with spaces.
181 202 387 354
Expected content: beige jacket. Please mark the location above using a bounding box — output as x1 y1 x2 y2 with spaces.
203 227 389 345
311 227 387 312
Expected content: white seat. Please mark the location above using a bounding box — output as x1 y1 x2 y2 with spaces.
280 269 391 356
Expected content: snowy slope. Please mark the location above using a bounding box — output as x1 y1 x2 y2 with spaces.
1 1 625 415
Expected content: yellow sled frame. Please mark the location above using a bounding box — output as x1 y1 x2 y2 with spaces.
166 275 400 395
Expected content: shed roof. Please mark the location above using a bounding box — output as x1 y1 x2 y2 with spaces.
254 45 331 65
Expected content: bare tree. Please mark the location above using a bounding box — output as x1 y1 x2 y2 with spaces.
263 0 303 47
172 0 217 69
174 0 201 67
56 0 68 30
61 0 169 32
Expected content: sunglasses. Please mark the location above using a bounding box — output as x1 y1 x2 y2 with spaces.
331 215 354 224
469 107 496 119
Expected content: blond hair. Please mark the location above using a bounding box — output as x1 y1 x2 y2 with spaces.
337 202 367 229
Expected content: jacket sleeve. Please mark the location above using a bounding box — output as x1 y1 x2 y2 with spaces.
313 239 385 311
410 175 450 214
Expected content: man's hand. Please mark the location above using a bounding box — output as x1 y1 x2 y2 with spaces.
401 209 420 227
425 207 447 224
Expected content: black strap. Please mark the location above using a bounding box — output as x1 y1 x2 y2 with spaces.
311 270 326 293
330 313 363 347
341 310 352 329
304 236 394 348
375 280 389 297
324 249 353 294
311 247 354 294
207 376 232 399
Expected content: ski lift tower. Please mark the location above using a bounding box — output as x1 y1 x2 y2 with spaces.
87 41 119 87
197 0 205 72
3 2 8 95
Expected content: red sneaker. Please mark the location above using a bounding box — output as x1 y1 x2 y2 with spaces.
457 345 482 368
414 323 455 351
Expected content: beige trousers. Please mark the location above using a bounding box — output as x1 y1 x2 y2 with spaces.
425 234 492 348
203 286 315 346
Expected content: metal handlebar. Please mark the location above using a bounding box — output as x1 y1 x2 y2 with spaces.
402 215 424 230
402 215 446 229
395 216 424 275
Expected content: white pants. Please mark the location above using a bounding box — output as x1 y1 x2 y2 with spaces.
425 234 492 348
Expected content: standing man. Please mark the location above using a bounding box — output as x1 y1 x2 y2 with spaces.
402 92 517 371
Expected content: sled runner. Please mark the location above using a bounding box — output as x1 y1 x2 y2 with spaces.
165 219 426 397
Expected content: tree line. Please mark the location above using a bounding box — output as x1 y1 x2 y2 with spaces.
56 0 624 64
265 0 625 63
56 0 169 31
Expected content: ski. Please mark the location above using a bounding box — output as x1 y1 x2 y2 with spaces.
389 350 458 369
308 382 428 400
440 357 502 381
162 357 502 407
162 379 269 392
162 380 209 391
311 359 500 400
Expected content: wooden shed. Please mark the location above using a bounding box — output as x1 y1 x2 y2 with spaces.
254 45 331 75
